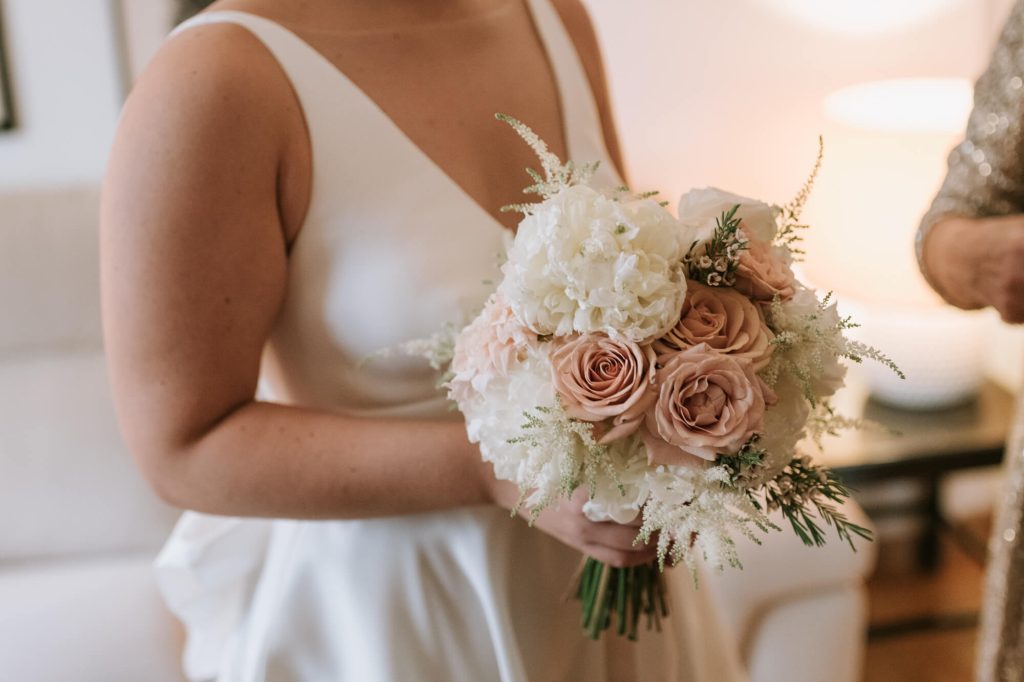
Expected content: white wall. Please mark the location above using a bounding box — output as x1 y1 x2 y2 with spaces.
0 0 124 190
120 1 178 82
587 0 1007 199
0 0 1013 195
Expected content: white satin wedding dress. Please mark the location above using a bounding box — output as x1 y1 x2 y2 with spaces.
155 5 747 681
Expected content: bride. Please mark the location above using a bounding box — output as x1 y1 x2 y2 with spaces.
101 0 744 679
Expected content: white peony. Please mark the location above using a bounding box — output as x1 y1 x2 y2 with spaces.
499 184 689 344
677 187 779 246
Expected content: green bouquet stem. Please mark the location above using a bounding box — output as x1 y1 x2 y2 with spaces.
575 557 668 640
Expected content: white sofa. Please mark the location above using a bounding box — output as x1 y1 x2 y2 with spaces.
0 185 875 682
0 186 184 682
706 505 875 682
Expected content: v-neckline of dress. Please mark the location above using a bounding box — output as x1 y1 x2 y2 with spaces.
213 0 575 235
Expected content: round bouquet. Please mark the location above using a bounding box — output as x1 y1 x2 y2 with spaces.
422 116 898 639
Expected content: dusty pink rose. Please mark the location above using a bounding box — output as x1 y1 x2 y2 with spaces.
734 239 796 302
448 292 537 404
643 344 767 464
550 333 657 443
653 281 774 371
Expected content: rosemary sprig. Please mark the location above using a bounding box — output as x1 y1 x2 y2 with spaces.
755 456 873 550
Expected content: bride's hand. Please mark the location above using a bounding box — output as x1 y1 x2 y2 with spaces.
925 215 1024 322
486 476 657 568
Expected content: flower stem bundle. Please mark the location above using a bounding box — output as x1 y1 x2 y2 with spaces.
577 558 666 640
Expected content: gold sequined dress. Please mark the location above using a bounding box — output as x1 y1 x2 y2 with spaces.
918 3 1024 679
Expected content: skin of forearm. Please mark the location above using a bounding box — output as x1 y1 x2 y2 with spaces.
148 401 494 519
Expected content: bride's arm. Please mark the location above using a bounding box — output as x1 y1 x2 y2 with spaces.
101 24 654 567
101 25 488 520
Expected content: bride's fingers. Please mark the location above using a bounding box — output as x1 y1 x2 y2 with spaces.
582 520 648 552
582 542 658 568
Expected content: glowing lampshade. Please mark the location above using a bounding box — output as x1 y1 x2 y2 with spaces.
753 0 962 34
824 78 973 135
802 78 973 306
812 76 992 408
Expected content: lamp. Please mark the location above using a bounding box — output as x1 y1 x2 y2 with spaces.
586 0 1017 408
803 24 1003 409
750 0 962 35
824 78 973 135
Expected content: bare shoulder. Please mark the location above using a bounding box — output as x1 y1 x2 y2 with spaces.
548 0 626 177
126 20 294 144
110 18 310 241
101 20 301 465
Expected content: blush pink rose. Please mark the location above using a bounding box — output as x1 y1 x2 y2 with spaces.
653 281 774 371
734 239 796 302
448 292 537 404
550 333 657 444
643 344 768 463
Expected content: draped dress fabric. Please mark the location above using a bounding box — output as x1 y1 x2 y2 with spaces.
155 6 747 681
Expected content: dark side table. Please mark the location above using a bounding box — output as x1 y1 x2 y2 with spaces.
816 378 1016 570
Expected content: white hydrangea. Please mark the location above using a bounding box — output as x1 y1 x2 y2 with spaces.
460 346 568 508
771 285 848 400
499 184 690 344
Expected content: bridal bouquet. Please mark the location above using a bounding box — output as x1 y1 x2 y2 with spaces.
409 115 899 640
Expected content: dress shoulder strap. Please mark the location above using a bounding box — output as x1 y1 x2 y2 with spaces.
170 5 620 189
171 10 326 95
524 0 615 174
167 10 427 220
168 11 364 154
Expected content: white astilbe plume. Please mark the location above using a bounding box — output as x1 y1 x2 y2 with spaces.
764 286 903 405
806 400 879 450
763 287 849 402
504 401 608 513
461 347 591 513
393 322 458 370
495 113 598 206
639 464 774 572
361 323 458 390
